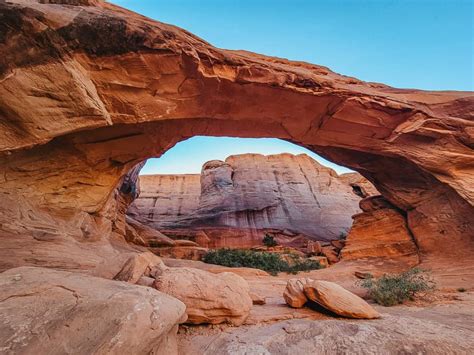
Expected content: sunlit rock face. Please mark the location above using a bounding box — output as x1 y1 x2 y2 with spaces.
340 196 419 263
129 153 377 246
0 0 473 274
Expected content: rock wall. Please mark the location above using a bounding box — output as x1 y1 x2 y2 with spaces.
129 153 377 246
340 196 419 263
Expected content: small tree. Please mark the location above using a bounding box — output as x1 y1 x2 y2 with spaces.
262 234 277 247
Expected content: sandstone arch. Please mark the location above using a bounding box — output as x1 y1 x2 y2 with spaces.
0 1 473 275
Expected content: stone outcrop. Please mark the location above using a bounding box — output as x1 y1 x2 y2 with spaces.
0 0 472 275
130 153 376 246
340 196 419 263
0 266 187 354
304 280 380 319
153 267 253 325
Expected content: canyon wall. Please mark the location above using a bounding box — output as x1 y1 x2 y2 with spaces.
129 153 377 247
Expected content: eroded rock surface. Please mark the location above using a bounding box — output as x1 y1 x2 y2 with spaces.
304 280 380 319
341 196 419 263
153 267 253 325
0 0 472 274
0 266 187 354
130 153 375 246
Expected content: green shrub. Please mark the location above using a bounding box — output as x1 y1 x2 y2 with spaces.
262 234 277 247
203 248 321 275
457 288 467 293
359 268 435 306
339 232 347 240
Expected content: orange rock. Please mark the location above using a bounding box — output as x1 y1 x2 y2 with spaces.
283 278 313 308
303 280 380 319
0 266 186 354
113 252 165 284
0 0 472 275
340 196 419 262
153 267 252 325
321 246 340 264
250 292 266 305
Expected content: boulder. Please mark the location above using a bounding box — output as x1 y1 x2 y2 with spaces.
283 278 313 308
303 280 380 319
153 267 252 325
0 267 186 354
113 252 165 283
250 292 266 305
306 240 322 255
321 246 340 264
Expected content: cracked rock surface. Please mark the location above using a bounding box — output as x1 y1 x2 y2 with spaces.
0 266 187 354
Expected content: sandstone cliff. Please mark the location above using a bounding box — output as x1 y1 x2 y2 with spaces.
0 0 472 274
129 153 377 246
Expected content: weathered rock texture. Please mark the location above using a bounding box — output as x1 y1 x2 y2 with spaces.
0 266 187 354
341 196 419 262
153 267 253 325
304 280 380 319
0 0 473 274
129 153 376 246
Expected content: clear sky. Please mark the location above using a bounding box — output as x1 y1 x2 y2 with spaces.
112 0 473 175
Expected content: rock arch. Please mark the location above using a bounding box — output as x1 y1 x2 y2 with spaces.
0 1 473 274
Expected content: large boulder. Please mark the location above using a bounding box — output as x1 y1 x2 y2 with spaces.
304 280 380 319
283 278 313 308
153 267 252 325
0 267 187 354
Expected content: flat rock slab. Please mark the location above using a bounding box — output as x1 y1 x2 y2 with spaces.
0 266 186 354
193 316 474 355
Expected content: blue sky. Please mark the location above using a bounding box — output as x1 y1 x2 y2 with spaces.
112 0 473 175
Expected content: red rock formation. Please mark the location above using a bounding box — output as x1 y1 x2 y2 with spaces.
129 153 375 247
340 196 419 263
0 0 472 274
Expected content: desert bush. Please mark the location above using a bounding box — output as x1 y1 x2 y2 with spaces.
359 268 435 306
203 248 321 275
262 234 277 247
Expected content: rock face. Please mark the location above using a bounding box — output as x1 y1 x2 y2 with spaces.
130 153 376 246
341 196 419 262
0 266 187 354
153 267 253 325
0 0 473 274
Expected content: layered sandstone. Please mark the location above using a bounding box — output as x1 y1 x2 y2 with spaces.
340 196 419 263
0 0 472 276
130 153 376 246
